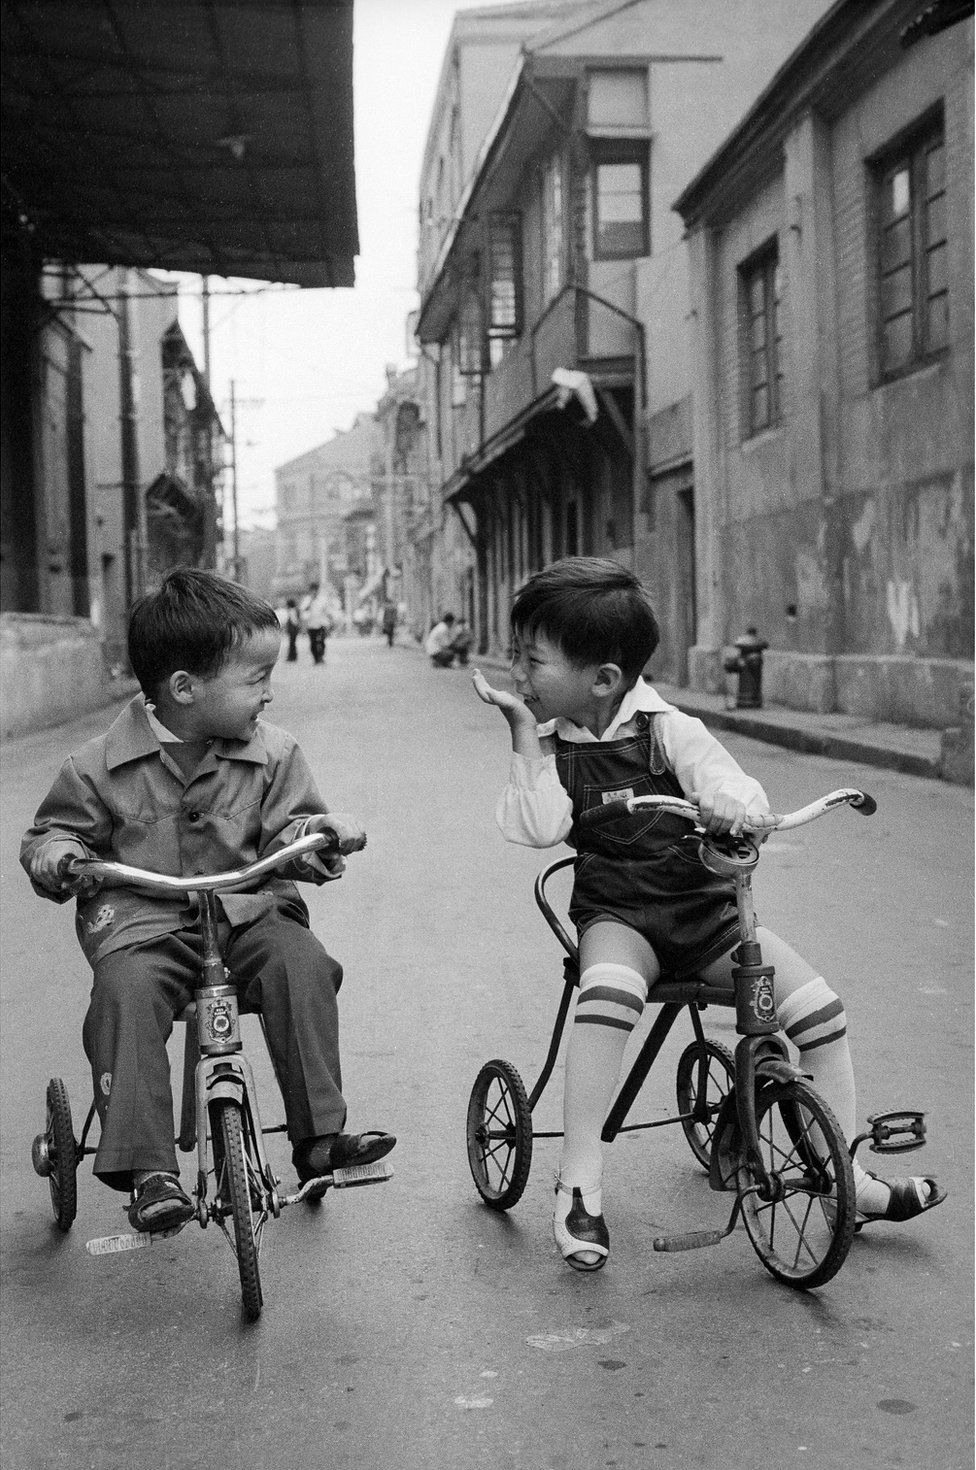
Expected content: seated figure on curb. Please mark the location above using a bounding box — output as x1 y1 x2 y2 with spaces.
21 568 395 1236
473 555 945 1271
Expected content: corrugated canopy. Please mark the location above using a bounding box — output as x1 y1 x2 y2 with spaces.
1 0 358 286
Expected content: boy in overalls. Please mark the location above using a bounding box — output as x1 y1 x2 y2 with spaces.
22 568 394 1234
474 556 944 1270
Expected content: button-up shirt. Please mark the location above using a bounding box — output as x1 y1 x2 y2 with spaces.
20 695 335 967
496 678 769 847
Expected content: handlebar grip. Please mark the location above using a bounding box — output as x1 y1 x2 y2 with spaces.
577 799 632 830
850 791 877 816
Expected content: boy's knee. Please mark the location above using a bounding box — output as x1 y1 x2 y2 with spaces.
777 976 847 1053
90 954 171 1018
258 918 342 994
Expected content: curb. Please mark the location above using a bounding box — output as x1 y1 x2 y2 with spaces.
662 699 941 781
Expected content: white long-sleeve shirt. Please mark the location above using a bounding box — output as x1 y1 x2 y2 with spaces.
496 678 769 848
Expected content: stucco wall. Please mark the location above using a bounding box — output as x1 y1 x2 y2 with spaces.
0 613 135 740
693 20 974 727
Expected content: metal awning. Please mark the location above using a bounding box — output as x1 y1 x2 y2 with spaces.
1 0 358 286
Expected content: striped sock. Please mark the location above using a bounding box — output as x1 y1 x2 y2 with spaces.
559 962 647 1208
777 976 856 1141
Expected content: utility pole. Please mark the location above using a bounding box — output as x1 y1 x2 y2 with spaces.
117 268 145 604
201 276 211 386
200 275 218 569
229 377 240 580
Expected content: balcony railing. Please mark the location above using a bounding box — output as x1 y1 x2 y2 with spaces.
446 283 645 482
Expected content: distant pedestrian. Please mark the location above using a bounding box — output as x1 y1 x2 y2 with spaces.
301 583 331 665
425 613 456 668
450 618 474 667
284 598 300 663
381 600 398 648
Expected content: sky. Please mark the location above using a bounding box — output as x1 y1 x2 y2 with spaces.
170 0 518 531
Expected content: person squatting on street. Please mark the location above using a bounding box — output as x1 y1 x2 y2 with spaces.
21 568 395 1236
473 556 946 1271
426 613 456 667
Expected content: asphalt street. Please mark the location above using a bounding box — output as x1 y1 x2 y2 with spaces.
1 635 972 1470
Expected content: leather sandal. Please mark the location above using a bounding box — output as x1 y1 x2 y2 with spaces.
553 1179 609 1271
127 1173 194 1234
294 1130 396 1184
855 1171 947 1231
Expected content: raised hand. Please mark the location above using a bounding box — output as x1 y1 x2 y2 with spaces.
472 668 529 718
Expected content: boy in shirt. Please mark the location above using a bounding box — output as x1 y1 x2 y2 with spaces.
474 556 944 1270
22 568 394 1234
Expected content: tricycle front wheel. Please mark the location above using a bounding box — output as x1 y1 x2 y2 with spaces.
210 1100 263 1322
738 1078 856 1290
466 1059 533 1211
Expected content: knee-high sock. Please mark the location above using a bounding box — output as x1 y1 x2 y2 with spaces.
777 976 856 1138
560 962 647 1202
777 976 884 1201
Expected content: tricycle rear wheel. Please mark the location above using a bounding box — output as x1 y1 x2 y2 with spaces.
34 1079 78 1232
466 1059 533 1210
675 1039 735 1170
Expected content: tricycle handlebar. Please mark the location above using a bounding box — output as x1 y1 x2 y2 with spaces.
59 830 341 895
577 787 876 834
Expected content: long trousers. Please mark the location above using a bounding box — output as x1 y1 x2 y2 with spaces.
82 901 345 1190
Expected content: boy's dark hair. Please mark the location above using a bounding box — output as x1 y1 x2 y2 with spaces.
511 556 659 681
128 567 280 698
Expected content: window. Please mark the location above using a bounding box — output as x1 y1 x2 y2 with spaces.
740 245 783 436
873 117 948 379
588 69 647 131
487 213 522 346
592 142 649 260
541 150 564 303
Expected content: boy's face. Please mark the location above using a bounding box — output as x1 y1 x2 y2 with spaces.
510 629 602 725
183 629 281 741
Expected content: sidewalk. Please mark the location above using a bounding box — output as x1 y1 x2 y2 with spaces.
456 647 965 783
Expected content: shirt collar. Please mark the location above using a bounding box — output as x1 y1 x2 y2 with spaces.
538 677 675 744
104 695 268 769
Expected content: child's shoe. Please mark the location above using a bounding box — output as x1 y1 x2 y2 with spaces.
553 1177 609 1271
854 1170 947 1231
293 1130 396 1183
127 1172 194 1234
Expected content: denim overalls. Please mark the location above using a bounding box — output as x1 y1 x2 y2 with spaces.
557 711 740 978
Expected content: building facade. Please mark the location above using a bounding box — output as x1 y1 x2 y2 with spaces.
414 0 833 667
411 1 604 643
675 0 974 727
273 413 380 607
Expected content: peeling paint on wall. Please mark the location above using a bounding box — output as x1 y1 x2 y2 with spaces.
851 496 875 557
886 578 921 650
795 549 828 610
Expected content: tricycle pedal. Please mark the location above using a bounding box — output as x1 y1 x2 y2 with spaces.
853 1110 928 1156
653 1228 726 1252
331 1160 394 1188
86 1225 186 1256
